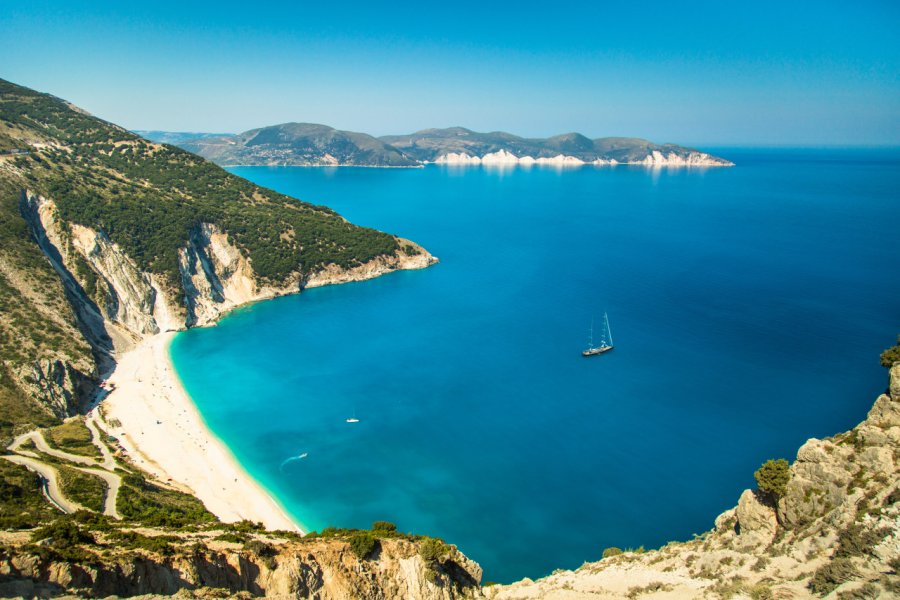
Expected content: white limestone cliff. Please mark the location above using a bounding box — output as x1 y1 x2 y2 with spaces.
20 192 437 355
637 150 734 167
434 150 731 167
434 151 587 166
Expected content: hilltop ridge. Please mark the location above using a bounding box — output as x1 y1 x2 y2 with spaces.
170 122 419 167
143 123 733 167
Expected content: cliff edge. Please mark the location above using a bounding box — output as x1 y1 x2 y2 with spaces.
491 364 900 599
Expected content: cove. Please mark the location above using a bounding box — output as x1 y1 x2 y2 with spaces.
171 148 900 583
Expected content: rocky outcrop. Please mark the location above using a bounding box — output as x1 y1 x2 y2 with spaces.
636 150 734 167
0 537 483 599
732 489 778 550
305 238 437 288
9 358 93 418
433 149 731 167
435 151 588 166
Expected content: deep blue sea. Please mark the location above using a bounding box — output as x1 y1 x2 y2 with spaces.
171 149 900 583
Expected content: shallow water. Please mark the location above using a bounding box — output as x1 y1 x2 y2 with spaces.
171 149 900 582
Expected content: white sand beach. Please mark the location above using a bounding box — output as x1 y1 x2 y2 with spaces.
98 332 301 532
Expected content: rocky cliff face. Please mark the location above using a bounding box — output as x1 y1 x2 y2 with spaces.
492 365 900 599
0 536 482 599
635 149 732 167
432 149 730 167
9 190 435 422
20 192 435 356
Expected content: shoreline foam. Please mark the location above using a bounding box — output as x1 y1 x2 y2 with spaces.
98 331 301 532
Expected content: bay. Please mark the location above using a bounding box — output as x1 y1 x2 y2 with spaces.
171 148 900 582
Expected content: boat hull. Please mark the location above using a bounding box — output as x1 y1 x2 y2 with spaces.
582 345 613 357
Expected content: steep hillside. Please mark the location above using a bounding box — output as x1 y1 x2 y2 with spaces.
381 128 734 166
178 122 419 167
0 77 433 441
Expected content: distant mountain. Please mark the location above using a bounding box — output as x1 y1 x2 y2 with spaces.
174 123 419 167
134 130 234 145
155 123 733 167
381 128 734 166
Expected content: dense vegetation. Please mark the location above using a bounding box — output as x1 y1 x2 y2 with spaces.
881 335 900 368
0 460 61 529
56 465 106 512
117 472 216 528
0 78 399 288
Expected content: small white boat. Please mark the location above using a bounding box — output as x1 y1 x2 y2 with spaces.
299 452 308 458
346 418 360 423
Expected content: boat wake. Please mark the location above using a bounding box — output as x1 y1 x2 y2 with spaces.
279 452 308 470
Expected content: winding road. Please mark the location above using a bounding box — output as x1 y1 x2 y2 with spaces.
2 454 84 514
4 420 123 519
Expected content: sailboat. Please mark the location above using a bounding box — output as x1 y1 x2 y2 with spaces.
582 312 614 357
346 408 360 423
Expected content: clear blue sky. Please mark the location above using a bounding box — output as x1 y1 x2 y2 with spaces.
3 1 898 145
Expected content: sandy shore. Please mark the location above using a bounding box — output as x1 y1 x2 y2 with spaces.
98 332 301 532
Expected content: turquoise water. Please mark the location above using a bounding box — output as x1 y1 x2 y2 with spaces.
171 149 900 582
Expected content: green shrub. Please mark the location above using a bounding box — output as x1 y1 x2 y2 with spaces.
110 530 179 555
56 465 106 512
602 546 623 558
348 532 377 559
809 558 859 596
748 584 774 600
31 518 93 548
754 459 791 499
835 524 890 558
372 520 397 533
419 538 448 562
244 539 276 557
836 582 881 599
225 519 266 533
880 335 900 368
244 539 278 569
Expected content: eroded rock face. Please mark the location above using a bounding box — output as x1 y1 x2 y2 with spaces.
636 150 733 167
21 193 436 341
0 538 483 600
734 489 777 549
10 358 90 418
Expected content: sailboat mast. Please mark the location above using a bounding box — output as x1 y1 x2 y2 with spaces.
588 317 594 349
605 312 613 346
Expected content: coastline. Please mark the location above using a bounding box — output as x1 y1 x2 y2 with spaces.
98 331 301 532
